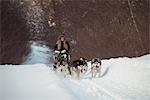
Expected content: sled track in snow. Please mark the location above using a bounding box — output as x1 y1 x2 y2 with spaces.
56 71 121 100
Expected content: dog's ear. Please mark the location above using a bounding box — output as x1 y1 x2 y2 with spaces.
85 60 88 63
80 57 87 61
80 57 84 61
79 57 82 60
95 58 100 62
92 59 95 62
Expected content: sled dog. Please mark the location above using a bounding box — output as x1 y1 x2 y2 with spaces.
53 60 69 77
70 58 88 79
91 58 101 78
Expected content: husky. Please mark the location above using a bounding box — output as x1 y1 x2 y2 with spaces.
53 50 70 63
70 58 88 79
53 49 69 71
79 57 88 74
91 58 101 78
53 60 69 77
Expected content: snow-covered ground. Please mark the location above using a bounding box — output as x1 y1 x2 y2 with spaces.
1 42 150 100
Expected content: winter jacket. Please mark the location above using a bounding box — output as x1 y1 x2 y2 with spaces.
54 40 70 52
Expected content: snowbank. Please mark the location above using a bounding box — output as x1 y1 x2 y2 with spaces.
23 42 53 65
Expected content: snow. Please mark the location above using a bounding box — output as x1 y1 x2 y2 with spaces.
1 42 150 100
1 64 77 100
23 42 52 65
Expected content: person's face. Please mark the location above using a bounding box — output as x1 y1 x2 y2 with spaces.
60 37 65 41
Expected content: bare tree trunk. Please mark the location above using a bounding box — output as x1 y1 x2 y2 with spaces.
127 0 144 51
52 0 62 34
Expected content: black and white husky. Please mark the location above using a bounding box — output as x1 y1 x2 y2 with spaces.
53 60 70 77
91 58 101 78
53 50 70 77
53 50 69 63
70 58 88 79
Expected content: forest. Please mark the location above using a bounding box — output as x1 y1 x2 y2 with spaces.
0 0 149 64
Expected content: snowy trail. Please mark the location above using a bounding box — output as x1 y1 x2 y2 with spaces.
1 42 150 100
1 64 77 100
60 55 150 100
1 57 150 100
23 42 53 65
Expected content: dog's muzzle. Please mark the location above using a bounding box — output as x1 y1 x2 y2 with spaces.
92 63 100 68
96 65 99 68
